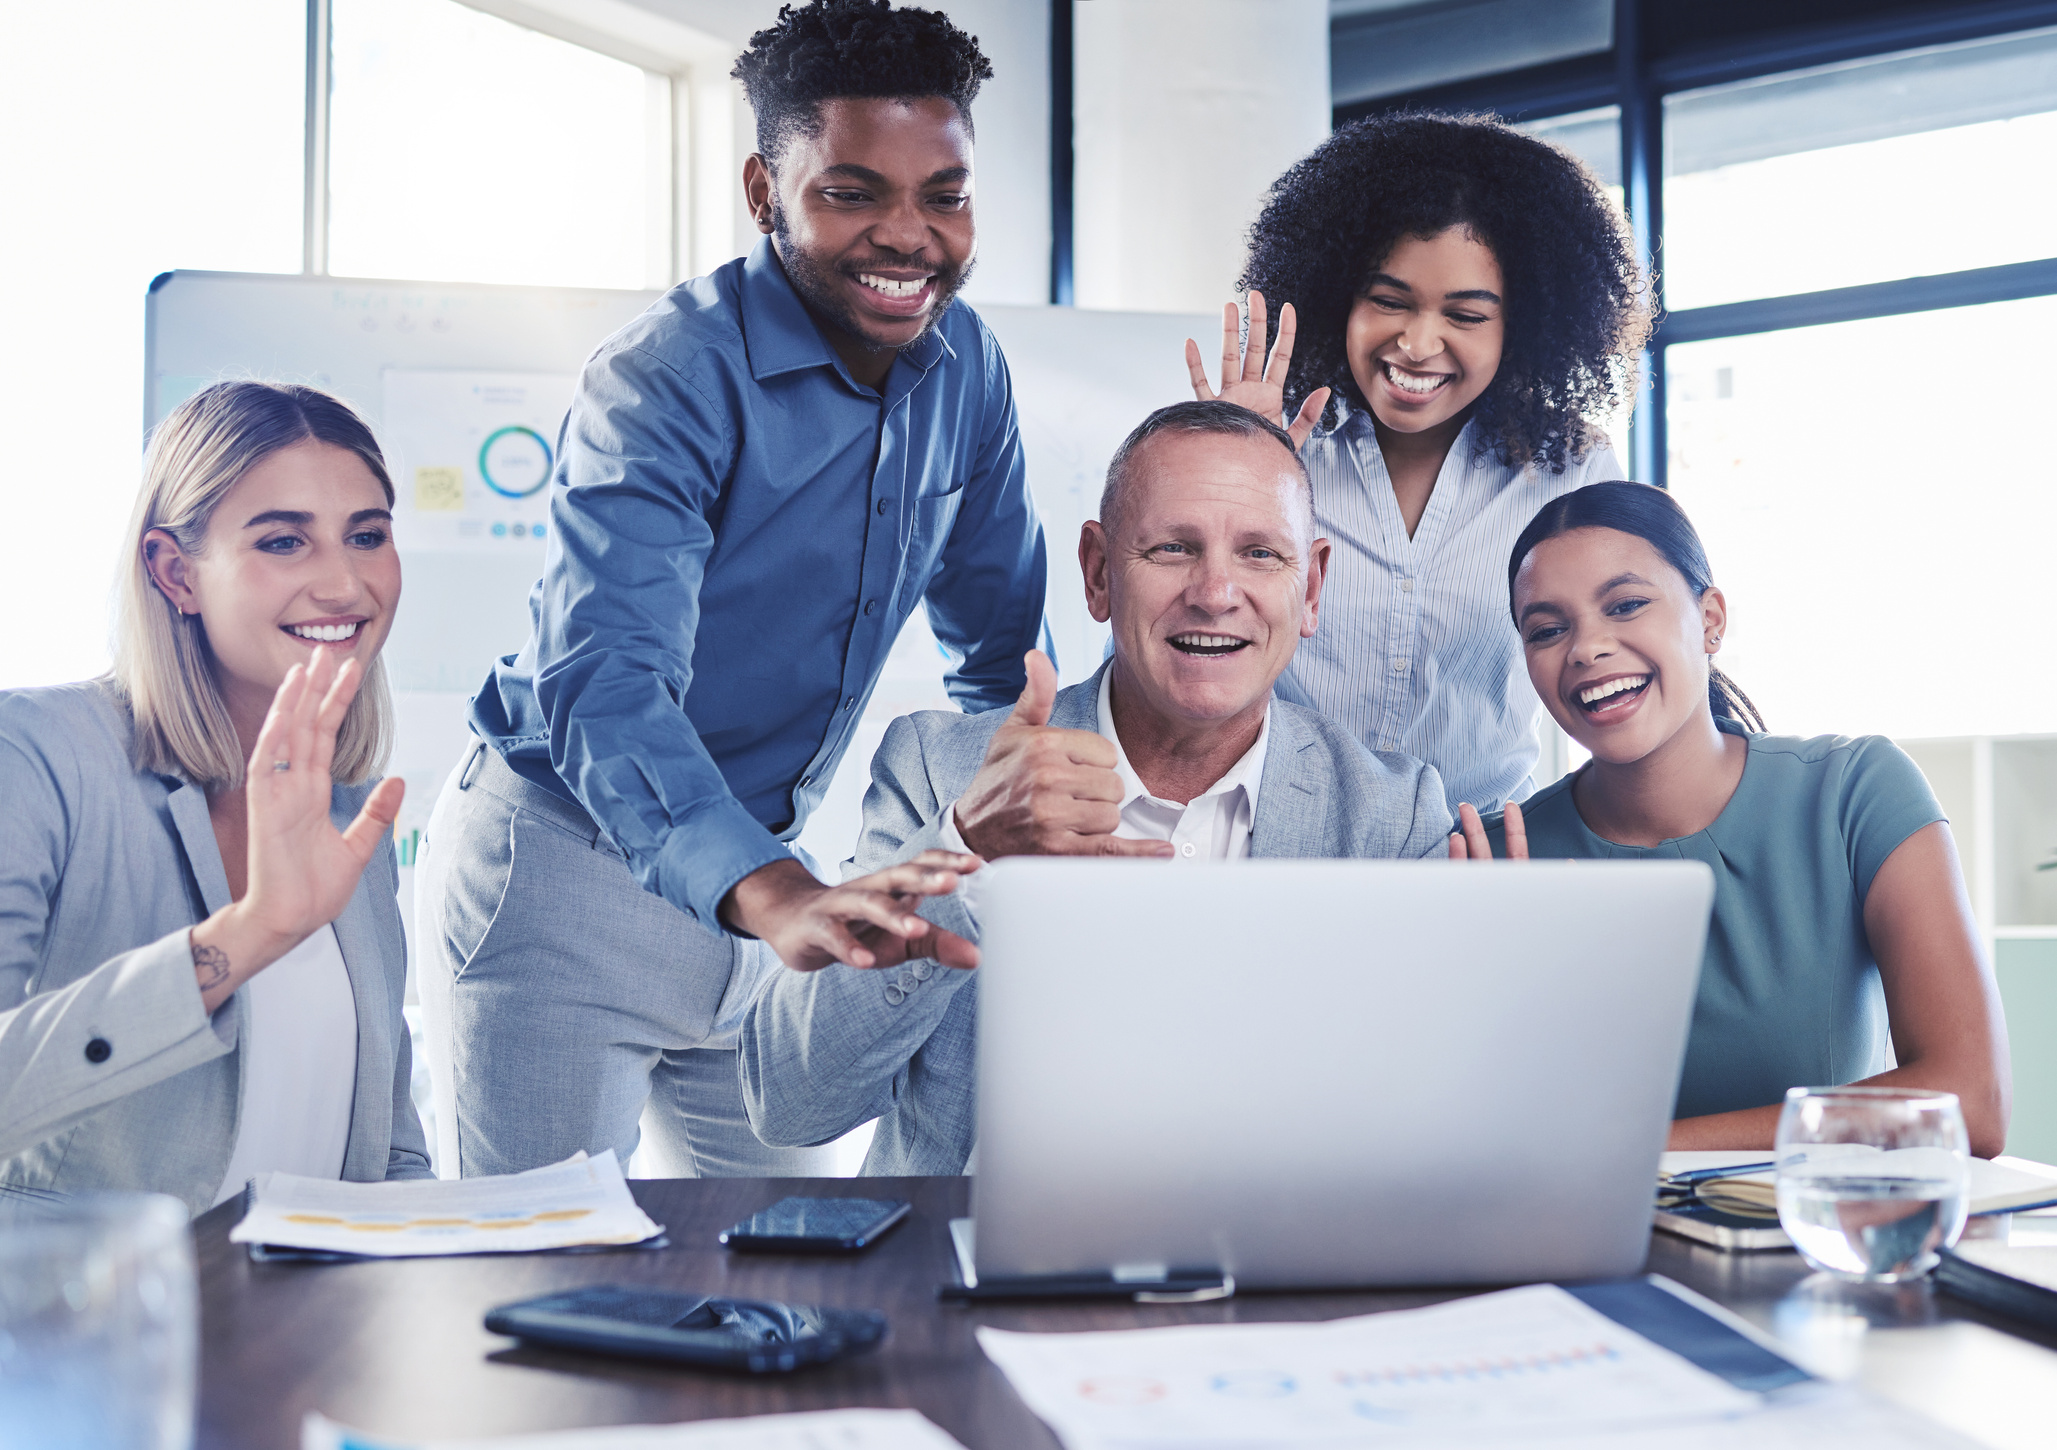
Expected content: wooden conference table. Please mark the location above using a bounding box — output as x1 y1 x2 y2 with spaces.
194 1175 2057 1450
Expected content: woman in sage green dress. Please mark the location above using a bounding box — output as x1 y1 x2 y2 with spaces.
1451 481 2009 1156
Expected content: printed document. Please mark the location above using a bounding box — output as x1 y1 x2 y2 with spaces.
302 1409 965 1450
978 1283 1758 1447
978 1282 1983 1450
232 1151 661 1258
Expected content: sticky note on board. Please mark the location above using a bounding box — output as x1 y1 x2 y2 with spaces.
414 466 465 512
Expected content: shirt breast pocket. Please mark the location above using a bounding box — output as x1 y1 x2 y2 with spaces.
906 490 963 581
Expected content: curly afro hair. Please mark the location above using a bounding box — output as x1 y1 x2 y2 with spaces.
731 0 993 167
1241 111 1652 473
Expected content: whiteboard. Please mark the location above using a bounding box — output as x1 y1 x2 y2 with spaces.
145 270 664 698
144 268 1213 870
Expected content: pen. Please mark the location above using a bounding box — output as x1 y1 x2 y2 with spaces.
1660 1161 1775 1187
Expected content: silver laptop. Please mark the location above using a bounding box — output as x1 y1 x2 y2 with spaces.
964 857 1714 1290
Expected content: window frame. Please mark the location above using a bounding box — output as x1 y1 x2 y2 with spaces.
297 0 740 289
1331 0 2057 488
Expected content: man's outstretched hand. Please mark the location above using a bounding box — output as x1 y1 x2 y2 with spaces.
722 851 983 973
951 651 1175 862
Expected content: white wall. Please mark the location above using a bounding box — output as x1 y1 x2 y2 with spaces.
1073 0 1331 314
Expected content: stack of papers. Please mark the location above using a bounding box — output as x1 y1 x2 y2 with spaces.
977 1282 1980 1449
1658 1152 2057 1219
232 1151 663 1258
303 1409 966 1450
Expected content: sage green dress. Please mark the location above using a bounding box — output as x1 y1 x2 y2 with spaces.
1485 718 1945 1118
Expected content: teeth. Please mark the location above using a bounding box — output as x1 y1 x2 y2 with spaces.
858 273 929 298
1579 675 1648 706
1384 363 1451 395
287 622 360 642
1170 632 1245 649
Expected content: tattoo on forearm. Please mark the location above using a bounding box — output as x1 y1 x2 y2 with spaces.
193 943 231 990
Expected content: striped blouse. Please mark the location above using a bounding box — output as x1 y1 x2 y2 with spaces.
1278 406 1624 813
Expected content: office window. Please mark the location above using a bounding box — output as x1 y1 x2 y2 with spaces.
1667 294 2057 741
329 0 663 289
1664 28 2057 309
0 0 304 689
1521 105 1622 198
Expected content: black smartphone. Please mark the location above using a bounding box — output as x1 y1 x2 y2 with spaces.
483 1286 887 1373
719 1195 911 1253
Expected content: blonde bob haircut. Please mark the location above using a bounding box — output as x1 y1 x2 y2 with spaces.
113 381 396 789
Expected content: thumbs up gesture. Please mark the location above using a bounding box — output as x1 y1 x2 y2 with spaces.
951 651 1176 861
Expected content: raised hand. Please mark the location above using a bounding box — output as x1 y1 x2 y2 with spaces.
1448 800 1526 861
189 647 405 1010
1183 289 1332 449
951 651 1176 862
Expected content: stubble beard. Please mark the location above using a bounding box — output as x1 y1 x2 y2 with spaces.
771 199 976 359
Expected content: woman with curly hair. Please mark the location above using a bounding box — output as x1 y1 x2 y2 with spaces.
1187 111 1650 814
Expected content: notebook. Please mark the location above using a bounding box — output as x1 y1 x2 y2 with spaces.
1660 1153 2057 1219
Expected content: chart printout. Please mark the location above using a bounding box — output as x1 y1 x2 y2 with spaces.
301 1408 969 1450
976 1284 1763 1448
231 1151 661 1257
381 369 575 553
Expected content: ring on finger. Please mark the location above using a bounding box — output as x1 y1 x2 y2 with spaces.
271 759 292 773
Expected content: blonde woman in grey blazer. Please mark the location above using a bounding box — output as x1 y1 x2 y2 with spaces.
0 382 429 1219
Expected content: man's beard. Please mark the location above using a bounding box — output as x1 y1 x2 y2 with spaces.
772 200 975 357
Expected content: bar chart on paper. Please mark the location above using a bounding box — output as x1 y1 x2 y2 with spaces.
976 1284 1760 1447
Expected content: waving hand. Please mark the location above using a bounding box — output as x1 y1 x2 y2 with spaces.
1183 290 1331 448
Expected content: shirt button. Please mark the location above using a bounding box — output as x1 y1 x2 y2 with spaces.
801 775 813 788
864 599 878 616
1180 842 1196 858
844 696 856 710
1391 657 1409 673
1401 578 1414 592
876 498 889 515
85 1037 112 1064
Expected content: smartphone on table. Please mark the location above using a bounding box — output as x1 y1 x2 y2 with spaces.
719 1195 911 1253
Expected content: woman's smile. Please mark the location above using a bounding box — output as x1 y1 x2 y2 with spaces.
1571 669 1652 726
282 616 369 646
1375 357 1458 402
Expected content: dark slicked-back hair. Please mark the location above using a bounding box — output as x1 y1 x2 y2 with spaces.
1242 111 1652 474
1508 482 1764 732
732 0 993 167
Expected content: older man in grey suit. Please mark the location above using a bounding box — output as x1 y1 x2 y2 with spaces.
736 400 1455 1174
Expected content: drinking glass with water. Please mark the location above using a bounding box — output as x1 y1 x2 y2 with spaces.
1775 1086 1970 1283
0 1193 196 1450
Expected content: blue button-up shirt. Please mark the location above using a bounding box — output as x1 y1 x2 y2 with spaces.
471 241 1049 925
1280 406 1622 814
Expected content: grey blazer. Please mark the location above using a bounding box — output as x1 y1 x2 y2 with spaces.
736 662 1453 1176
0 681 431 1218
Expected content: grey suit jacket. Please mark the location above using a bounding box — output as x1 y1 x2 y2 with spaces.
0 680 431 1218
737 661 1453 1176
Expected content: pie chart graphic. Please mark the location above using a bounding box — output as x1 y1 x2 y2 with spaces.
478 425 553 499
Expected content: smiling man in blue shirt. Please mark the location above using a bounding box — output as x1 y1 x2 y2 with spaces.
415 0 1040 1178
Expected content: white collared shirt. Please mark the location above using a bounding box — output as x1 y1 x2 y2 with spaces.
1095 668 1268 860
941 671 1270 886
